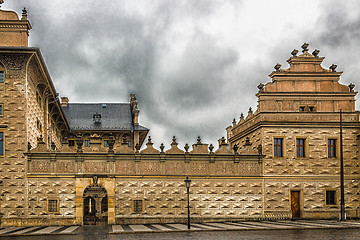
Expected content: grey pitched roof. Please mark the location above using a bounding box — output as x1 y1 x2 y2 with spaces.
62 103 148 131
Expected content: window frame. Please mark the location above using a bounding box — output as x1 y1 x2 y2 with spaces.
47 198 60 213
296 138 307 158
0 104 3 116
0 131 4 157
273 137 283 157
68 139 75 147
103 140 109 147
327 138 337 158
132 199 143 214
0 70 4 83
325 190 337 206
84 140 91 147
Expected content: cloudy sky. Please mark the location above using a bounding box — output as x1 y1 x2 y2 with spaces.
3 0 360 149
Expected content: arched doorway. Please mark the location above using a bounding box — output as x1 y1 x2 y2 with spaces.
83 184 108 225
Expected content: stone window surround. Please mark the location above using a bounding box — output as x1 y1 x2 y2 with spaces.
273 137 284 158
132 199 144 214
0 130 4 156
326 137 339 159
325 189 337 206
47 198 60 213
295 137 308 158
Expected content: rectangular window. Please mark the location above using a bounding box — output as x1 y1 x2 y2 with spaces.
308 106 315 112
274 138 283 157
0 132 3 156
36 119 42 132
104 140 109 147
47 199 59 213
0 71 3 83
68 139 75 147
85 140 91 147
326 190 336 205
296 138 305 157
299 106 305 112
133 200 143 214
0 104 2 115
328 139 336 158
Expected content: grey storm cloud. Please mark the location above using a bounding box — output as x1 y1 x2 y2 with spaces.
3 0 360 149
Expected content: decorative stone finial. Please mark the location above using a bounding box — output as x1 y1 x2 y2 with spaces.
248 107 253 114
184 143 189 153
348 83 355 92
37 135 44 143
233 144 239 153
135 143 140 153
240 113 244 120
232 118 237 126
244 137 251 147
51 142 56 151
171 136 178 146
76 137 83 153
257 83 264 92
329 64 337 72
21 7 28 20
0 0 4 8
160 143 165 153
108 135 115 153
312 49 320 57
274 63 281 71
301 43 309 52
291 49 298 57
209 144 214 153
257 144 263 155
147 136 153 144
197 136 202 144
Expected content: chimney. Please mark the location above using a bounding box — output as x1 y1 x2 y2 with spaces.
130 94 139 125
61 97 69 107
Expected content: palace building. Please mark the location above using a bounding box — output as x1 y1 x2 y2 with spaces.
0 6 359 227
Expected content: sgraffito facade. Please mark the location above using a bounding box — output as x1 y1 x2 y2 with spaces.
0 6 359 227
227 44 360 220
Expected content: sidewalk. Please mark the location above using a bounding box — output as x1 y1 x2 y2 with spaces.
0 220 360 237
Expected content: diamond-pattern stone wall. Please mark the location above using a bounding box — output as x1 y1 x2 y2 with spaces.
115 178 264 223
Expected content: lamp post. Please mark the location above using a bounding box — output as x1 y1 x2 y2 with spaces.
184 176 191 229
340 109 345 221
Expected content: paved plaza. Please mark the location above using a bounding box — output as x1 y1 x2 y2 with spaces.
0 220 360 238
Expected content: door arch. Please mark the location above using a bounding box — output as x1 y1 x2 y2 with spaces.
83 184 108 225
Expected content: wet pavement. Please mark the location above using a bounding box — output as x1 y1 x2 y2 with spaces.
1 220 360 239
1 227 360 240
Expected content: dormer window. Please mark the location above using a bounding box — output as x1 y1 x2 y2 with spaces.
93 113 101 124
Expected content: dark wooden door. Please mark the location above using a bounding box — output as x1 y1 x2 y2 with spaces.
291 191 300 219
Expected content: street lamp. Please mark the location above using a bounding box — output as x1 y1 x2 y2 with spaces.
184 176 191 229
